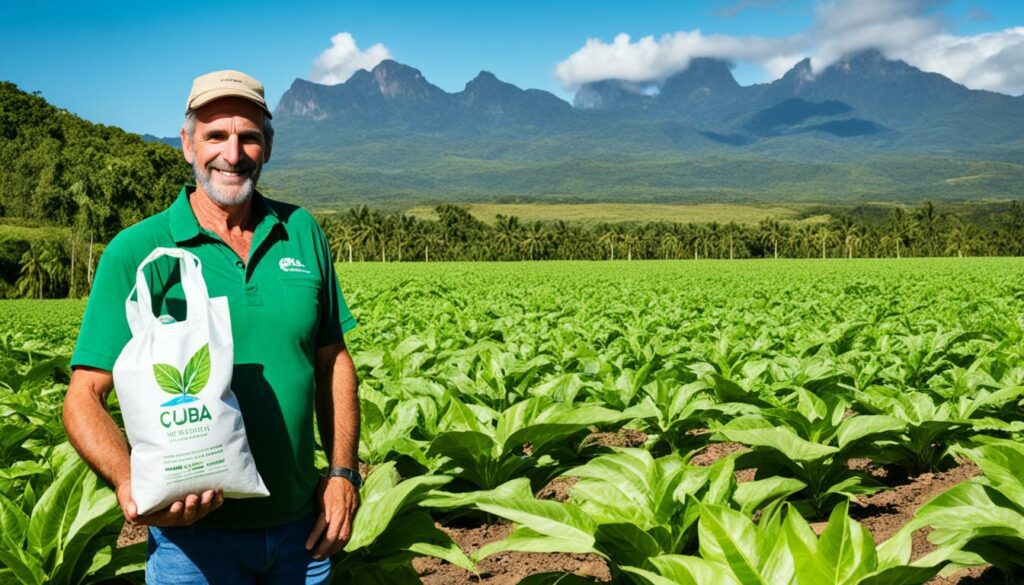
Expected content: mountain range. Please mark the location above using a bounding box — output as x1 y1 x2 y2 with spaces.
248 51 1024 208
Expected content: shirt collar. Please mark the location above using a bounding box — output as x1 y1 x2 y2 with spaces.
169 185 281 245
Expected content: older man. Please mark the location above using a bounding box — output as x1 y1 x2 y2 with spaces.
62 70 360 583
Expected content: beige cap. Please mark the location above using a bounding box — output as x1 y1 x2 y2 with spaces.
185 69 272 118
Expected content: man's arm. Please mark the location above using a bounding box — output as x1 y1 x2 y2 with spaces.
63 366 223 525
306 339 360 560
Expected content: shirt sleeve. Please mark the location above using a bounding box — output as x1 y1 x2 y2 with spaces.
314 221 357 347
71 240 135 371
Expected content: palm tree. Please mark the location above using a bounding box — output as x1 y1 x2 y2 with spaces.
882 208 909 258
722 222 742 260
347 205 375 261
758 219 786 259
618 231 638 261
520 222 548 261
658 232 681 259
944 220 976 257
597 226 618 261
914 201 941 256
494 214 521 260
391 215 416 262
420 225 443 262
815 225 838 259
17 245 46 299
842 224 864 259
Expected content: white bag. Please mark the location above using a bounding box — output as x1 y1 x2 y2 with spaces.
112 247 269 515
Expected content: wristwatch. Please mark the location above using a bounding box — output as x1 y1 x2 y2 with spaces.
327 466 363 489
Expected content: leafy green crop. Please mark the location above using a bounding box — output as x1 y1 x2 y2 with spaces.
909 439 1024 578
429 448 802 581
428 396 628 491
331 462 474 585
0 448 144 585
714 389 905 517
624 501 946 585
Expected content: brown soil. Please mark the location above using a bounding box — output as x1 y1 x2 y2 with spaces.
415 522 610 585
688 441 748 466
689 441 756 481
581 428 648 449
536 476 578 503
117 520 148 548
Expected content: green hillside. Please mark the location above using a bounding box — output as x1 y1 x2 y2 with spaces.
0 82 191 239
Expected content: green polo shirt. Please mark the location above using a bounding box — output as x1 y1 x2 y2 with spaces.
71 185 356 529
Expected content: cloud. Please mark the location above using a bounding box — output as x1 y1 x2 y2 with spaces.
554 31 799 86
555 0 1024 95
896 27 1024 94
309 33 392 85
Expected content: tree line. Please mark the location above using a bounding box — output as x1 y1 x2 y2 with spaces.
319 201 1024 264
5 200 1024 300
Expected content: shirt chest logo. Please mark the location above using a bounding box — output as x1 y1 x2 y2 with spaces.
278 257 311 274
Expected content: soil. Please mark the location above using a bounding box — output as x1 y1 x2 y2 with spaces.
117 520 148 548
416 522 611 585
581 428 648 449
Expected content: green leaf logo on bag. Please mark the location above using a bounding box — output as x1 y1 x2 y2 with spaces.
156 344 211 407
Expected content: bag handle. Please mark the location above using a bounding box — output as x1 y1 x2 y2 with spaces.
127 247 210 334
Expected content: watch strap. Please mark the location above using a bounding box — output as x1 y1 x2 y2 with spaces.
327 466 363 488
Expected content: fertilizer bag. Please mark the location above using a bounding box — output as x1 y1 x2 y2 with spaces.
112 247 268 515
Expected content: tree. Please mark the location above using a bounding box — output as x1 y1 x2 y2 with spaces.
758 219 787 259
520 222 547 261
17 244 46 299
914 201 942 256
881 208 909 259
597 227 618 261
347 205 376 262
494 214 521 260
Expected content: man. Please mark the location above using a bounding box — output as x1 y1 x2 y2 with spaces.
62 70 360 583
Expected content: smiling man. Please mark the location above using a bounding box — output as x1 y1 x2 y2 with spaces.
62 70 360 584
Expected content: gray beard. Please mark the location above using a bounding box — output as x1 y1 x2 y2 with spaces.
192 158 261 206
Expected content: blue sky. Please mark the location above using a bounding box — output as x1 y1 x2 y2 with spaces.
2 0 1022 137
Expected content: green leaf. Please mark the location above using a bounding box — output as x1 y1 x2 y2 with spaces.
473 499 599 560
152 363 183 394
834 415 905 451
366 509 474 572
717 417 838 462
697 503 766 585
345 462 453 551
814 500 875 584
733 476 806 516
593 522 666 567
182 344 211 395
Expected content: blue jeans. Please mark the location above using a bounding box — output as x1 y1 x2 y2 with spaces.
146 512 332 584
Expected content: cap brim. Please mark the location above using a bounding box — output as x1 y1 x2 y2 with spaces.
187 87 272 118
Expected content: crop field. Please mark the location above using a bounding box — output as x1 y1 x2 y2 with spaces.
3 258 1024 584
399 202 826 226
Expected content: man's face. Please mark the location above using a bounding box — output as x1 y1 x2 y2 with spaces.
182 97 269 207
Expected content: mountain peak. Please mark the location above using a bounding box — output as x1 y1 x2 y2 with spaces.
573 79 649 110
656 57 742 114
358 59 444 101
470 70 500 83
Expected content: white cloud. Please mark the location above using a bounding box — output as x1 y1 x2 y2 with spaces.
893 28 1024 95
554 0 1024 95
555 31 798 86
309 33 393 85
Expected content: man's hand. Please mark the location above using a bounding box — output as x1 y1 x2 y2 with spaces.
305 476 360 560
116 479 224 527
